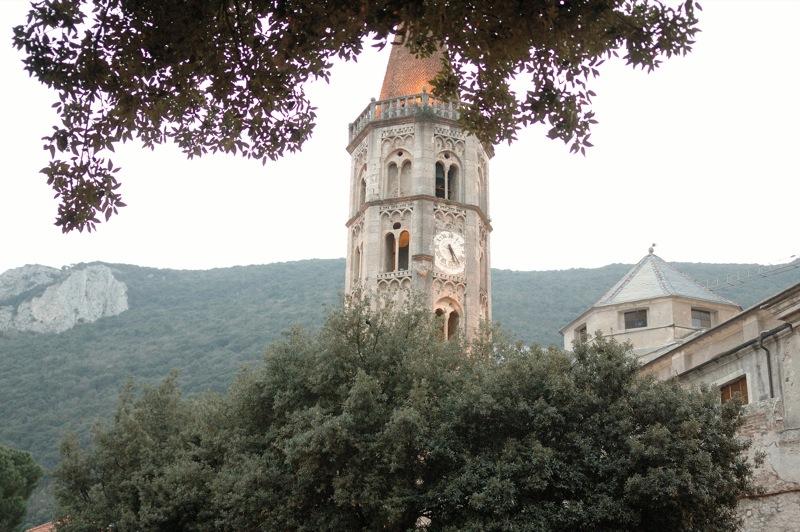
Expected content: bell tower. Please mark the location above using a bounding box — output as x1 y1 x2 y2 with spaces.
344 40 492 342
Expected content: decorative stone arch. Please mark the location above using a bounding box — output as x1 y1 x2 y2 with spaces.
435 151 461 202
377 276 412 304
433 296 463 341
384 148 413 198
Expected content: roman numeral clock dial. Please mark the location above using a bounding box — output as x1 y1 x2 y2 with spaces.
434 231 465 275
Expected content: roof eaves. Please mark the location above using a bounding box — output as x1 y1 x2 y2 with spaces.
639 280 800 370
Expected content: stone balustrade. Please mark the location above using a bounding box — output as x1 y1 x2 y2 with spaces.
376 270 412 281
349 92 460 142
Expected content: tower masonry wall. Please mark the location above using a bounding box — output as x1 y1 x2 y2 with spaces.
345 111 492 342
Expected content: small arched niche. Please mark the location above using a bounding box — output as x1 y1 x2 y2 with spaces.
352 244 362 283
386 162 399 198
399 160 412 196
359 177 367 207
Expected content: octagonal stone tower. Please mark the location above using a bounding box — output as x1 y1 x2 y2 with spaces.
344 40 492 342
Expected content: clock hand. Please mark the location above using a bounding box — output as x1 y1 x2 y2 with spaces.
448 244 458 262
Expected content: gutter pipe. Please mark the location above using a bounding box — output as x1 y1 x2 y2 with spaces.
681 323 791 380
758 323 793 399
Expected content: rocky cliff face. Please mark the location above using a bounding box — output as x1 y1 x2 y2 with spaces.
0 264 128 334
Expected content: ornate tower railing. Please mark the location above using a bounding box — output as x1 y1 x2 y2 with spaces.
348 92 460 142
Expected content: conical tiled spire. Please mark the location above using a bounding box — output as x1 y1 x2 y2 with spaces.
594 253 738 308
379 38 444 100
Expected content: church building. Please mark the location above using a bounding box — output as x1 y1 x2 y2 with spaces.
344 39 492 342
562 252 800 531
560 248 742 361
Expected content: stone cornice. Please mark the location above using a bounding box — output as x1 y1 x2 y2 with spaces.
345 195 492 231
345 114 495 158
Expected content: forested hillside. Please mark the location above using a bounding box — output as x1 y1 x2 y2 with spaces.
2 258 798 527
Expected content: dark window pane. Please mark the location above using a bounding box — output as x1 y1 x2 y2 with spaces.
692 309 712 328
720 376 748 404
624 309 648 329
435 163 445 198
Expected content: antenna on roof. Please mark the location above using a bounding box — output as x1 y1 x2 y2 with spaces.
699 253 800 290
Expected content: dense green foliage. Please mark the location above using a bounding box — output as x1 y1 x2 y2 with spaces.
2 258 798 527
0 444 43 531
13 0 699 231
53 301 753 531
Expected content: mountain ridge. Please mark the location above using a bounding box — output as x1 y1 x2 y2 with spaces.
2 257 799 527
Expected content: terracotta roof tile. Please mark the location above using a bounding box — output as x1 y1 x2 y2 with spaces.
379 41 445 100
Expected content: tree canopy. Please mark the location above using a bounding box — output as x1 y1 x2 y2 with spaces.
53 298 753 531
0 444 43 531
13 0 700 232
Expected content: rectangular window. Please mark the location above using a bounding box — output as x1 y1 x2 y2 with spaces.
575 324 588 343
692 308 712 329
624 309 648 329
720 376 748 404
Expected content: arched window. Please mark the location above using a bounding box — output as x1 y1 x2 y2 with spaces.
435 162 446 198
384 233 396 272
398 230 410 270
352 245 361 283
447 165 458 201
359 177 367 207
399 160 412 196
386 162 399 198
447 311 460 340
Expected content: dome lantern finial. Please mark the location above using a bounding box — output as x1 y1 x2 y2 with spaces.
649 243 656 255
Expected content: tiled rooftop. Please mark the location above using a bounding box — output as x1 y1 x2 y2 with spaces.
379 40 444 100
595 253 738 308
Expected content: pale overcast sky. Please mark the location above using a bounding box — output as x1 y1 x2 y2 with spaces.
1 0 798 274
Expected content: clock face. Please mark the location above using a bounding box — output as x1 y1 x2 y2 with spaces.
434 231 466 275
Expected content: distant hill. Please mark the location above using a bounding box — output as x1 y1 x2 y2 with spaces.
2 258 799 527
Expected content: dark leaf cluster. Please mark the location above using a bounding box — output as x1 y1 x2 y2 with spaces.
53 298 752 531
0 444 43 532
13 0 700 231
